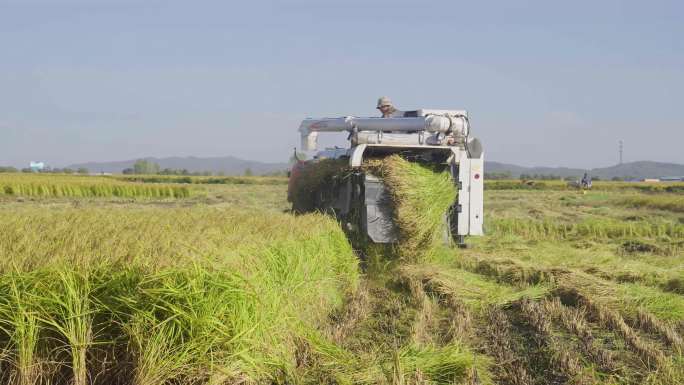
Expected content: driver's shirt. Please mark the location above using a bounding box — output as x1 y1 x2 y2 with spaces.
381 110 405 118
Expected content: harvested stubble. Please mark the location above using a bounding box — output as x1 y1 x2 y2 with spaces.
541 297 617 373
616 195 684 213
0 174 190 199
520 298 603 384
405 251 684 384
0 206 359 384
485 180 684 193
331 277 494 385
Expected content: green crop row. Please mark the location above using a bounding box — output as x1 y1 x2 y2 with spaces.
116 175 288 185
0 174 190 198
0 207 359 384
488 217 684 241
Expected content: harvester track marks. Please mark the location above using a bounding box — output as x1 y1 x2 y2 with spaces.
516 299 598 385
541 297 618 374
327 282 371 344
394 270 461 346
471 258 556 287
464 255 683 358
339 280 422 354
480 307 535 385
632 309 684 354
416 276 474 344
555 287 668 371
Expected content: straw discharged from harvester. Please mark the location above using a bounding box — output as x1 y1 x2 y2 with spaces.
289 155 457 260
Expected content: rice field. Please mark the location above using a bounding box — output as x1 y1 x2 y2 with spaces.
0 207 359 384
0 174 191 199
1 165 683 384
115 175 288 186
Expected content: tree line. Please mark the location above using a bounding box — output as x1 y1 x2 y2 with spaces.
122 160 287 177
0 166 89 174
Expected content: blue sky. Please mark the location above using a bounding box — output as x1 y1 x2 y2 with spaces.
1 0 682 168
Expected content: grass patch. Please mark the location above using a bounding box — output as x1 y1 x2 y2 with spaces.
616 195 684 213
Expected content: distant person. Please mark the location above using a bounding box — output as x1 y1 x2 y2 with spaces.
377 96 404 118
581 172 592 189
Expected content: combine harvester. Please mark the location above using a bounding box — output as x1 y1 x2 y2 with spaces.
288 108 484 247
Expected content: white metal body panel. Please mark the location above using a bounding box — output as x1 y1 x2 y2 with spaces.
468 155 484 235
457 151 471 236
452 148 484 236
349 144 367 167
416 109 468 117
354 131 446 146
299 115 465 151
300 116 453 133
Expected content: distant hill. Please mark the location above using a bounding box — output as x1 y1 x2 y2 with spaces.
68 156 289 175
69 156 683 180
486 160 684 180
590 161 684 180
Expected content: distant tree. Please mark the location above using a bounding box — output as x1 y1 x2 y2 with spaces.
77 167 89 174
243 168 253 176
133 159 160 174
217 171 226 176
0 166 18 173
485 172 512 180
122 168 135 175
611 176 622 181
264 169 289 177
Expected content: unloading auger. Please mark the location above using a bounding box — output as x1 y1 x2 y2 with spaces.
288 108 484 247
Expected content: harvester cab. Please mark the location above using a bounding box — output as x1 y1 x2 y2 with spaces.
288 109 484 247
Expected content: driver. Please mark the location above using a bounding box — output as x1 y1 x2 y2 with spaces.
377 96 404 118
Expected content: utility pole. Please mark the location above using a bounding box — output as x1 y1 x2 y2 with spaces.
619 140 623 165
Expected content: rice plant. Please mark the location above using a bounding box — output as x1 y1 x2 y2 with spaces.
116 175 288 185
364 156 457 261
0 206 359 383
0 174 191 199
